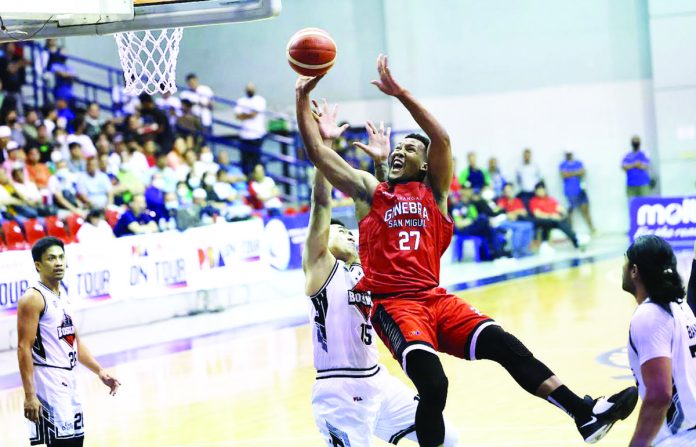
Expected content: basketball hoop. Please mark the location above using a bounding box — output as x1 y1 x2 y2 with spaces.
114 27 183 96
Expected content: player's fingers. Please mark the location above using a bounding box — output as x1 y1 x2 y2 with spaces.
352 142 368 151
386 127 392 138
379 121 384 133
331 103 338 118
339 124 350 133
366 120 375 133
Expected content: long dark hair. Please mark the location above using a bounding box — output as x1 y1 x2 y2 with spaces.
626 235 685 306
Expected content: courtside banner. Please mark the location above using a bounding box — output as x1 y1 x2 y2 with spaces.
630 196 696 247
186 219 265 289
0 250 35 317
64 241 127 304
123 231 194 298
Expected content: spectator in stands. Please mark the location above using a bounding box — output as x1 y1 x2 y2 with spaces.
176 180 192 206
22 108 40 145
142 140 157 167
559 151 595 233
211 169 251 220
479 185 533 259
75 208 114 243
458 151 489 192
121 140 150 182
180 73 214 129
235 83 267 175
498 183 529 220
0 168 37 222
113 158 145 206
50 54 78 104
54 98 74 125
156 91 182 128
516 148 543 207
113 193 159 237
191 187 219 225
26 147 51 190
176 99 203 140
145 173 167 221
11 165 46 213
451 182 503 261
85 102 105 139
49 158 86 217
529 182 579 251
3 141 26 175
0 43 28 111
196 146 218 176
67 142 86 173
147 153 177 193
158 191 179 231
183 150 200 189
67 117 98 158
77 157 113 210
41 103 58 135
121 113 144 145
0 125 11 163
167 136 187 174
249 163 281 215
487 157 506 199
622 135 652 198
139 93 173 152
4 108 27 148
34 124 53 163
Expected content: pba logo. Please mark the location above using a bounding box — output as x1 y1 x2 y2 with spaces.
131 245 150 257
197 246 227 270
57 311 75 348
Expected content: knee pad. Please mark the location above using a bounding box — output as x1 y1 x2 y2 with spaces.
475 325 553 394
405 349 449 410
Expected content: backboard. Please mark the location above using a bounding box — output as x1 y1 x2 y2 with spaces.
0 0 281 43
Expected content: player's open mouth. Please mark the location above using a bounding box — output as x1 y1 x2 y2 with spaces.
392 158 404 170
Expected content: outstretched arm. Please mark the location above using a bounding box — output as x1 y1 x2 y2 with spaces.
353 120 391 182
371 54 452 201
296 77 378 204
302 101 349 295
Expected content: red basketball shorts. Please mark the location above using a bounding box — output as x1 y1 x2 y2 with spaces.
370 287 494 368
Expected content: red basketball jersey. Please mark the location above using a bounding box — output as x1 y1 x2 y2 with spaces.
357 181 453 296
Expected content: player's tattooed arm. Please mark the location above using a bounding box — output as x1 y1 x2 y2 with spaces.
353 121 391 183
296 76 379 207
371 54 452 209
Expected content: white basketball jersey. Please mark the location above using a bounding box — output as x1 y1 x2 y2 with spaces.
629 299 696 443
308 261 379 378
31 281 78 371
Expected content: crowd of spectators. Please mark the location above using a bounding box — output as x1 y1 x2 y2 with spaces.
0 40 286 246
451 136 654 261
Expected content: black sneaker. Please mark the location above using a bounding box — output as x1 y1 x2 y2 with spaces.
576 386 639 444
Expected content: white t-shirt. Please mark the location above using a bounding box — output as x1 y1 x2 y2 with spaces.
66 134 97 158
516 163 542 193
628 299 696 444
235 95 267 140
251 176 281 209
180 85 214 127
76 220 114 244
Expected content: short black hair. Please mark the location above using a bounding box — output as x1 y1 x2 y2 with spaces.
87 208 104 221
139 93 154 104
330 218 347 228
31 237 64 263
626 235 685 306
404 133 431 150
186 73 197 81
534 181 546 190
68 142 82 150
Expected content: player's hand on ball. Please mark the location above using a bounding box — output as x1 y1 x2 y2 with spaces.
353 120 391 163
295 75 323 96
24 395 41 422
371 54 405 97
311 98 349 141
99 370 122 396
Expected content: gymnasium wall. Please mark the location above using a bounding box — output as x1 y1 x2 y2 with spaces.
62 0 666 232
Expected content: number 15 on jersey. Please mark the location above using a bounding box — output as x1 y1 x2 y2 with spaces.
398 231 420 251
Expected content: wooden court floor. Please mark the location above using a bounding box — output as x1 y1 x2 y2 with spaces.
0 257 641 446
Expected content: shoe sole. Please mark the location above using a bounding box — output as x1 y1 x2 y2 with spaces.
585 387 639 444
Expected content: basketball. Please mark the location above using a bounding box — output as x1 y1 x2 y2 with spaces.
286 28 337 77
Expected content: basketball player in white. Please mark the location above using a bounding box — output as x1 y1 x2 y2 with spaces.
623 236 696 447
303 101 458 446
17 237 121 446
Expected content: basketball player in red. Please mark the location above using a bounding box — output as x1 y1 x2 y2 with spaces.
296 54 638 447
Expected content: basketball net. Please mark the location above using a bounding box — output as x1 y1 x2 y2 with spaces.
114 28 183 95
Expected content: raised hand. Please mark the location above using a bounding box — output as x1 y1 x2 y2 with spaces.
353 120 391 162
311 98 349 141
296 75 324 97
370 54 405 97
